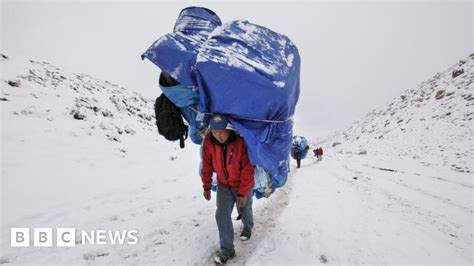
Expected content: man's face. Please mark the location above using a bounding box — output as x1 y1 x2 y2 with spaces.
211 129 231 144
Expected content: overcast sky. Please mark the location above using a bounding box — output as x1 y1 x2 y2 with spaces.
2 0 472 138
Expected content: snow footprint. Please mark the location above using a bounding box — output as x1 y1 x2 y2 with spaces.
83 251 110 261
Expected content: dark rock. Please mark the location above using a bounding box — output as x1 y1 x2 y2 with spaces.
0 98 8 101
378 167 397 172
332 142 341 147
124 127 136 135
1 53 8 59
102 110 113 117
105 135 120 142
452 69 464 78
71 111 86 120
435 90 445 100
7 80 20 87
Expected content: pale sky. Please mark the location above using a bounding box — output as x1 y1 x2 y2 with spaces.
1 0 472 138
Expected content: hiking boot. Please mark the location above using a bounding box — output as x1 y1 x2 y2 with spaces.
240 228 251 241
213 249 235 264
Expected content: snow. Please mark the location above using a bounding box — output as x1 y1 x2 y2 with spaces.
151 35 169 50
198 20 296 79
286 53 294 67
273 80 285 88
171 37 187 52
173 17 215 37
0 53 473 264
251 156 472 264
169 63 184 81
174 32 201 47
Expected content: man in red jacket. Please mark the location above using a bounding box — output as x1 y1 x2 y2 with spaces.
201 115 254 264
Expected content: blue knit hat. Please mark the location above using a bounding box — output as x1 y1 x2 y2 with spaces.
210 115 229 130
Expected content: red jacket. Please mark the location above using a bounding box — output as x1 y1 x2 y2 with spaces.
201 132 254 197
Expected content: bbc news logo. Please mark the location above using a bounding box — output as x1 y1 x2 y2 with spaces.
11 228 139 247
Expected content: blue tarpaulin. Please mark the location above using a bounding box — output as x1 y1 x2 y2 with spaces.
141 7 222 90
195 20 300 197
142 8 300 198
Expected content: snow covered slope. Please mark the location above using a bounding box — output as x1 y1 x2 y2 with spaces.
1 53 166 221
1 53 156 143
328 54 473 175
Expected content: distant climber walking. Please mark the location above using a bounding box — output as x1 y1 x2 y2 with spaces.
317 147 324 161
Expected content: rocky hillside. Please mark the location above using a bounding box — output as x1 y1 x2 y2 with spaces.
1 53 157 153
327 54 473 174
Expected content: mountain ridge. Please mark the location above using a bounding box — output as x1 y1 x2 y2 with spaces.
325 54 473 174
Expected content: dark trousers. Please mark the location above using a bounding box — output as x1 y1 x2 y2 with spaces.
215 185 253 255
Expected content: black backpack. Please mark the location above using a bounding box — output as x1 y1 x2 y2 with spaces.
154 93 188 148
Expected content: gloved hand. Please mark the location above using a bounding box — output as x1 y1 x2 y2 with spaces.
236 196 247 208
203 190 211 201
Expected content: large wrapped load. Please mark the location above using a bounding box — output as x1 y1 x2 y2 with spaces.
142 9 300 198
195 20 300 197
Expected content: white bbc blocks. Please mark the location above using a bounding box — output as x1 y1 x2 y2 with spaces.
10 228 30 247
56 228 76 247
11 228 76 247
33 228 53 247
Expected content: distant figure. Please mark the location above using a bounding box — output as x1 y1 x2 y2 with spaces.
292 143 302 168
317 147 324 161
313 148 318 158
291 136 309 168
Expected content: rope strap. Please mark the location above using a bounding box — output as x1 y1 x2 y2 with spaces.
188 106 292 124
